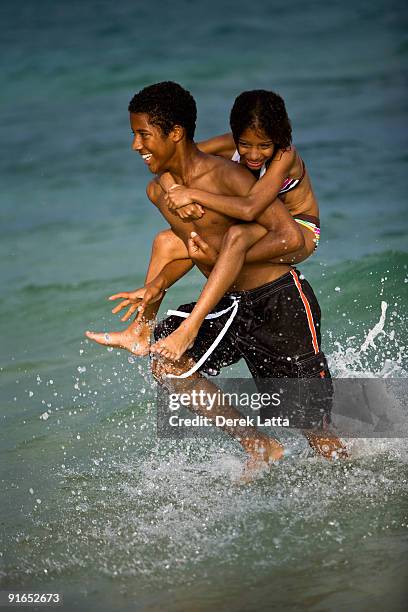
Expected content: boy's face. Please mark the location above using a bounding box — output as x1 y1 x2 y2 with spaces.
130 112 175 175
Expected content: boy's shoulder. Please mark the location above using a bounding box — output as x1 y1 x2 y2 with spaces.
203 152 252 181
204 153 255 194
146 178 163 205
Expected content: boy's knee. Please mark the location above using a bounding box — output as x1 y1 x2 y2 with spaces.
152 229 174 256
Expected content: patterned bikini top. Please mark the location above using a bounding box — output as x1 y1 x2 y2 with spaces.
231 150 306 194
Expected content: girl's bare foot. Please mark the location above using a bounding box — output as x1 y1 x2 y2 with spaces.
150 320 198 361
85 320 152 356
188 232 218 266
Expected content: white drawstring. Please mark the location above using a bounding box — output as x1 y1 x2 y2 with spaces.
165 296 240 379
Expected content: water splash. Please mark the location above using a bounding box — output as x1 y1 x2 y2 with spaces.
329 300 406 378
360 300 387 352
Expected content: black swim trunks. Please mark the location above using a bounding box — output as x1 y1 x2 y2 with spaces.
154 269 330 380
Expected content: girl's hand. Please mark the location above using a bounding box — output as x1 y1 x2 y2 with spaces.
172 203 205 221
164 184 205 221
165 185 195 210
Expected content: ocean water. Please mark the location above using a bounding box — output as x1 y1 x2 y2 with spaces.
1 0 407 610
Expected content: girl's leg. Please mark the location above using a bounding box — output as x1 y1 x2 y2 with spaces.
187 222 317 269
246 224 317 265
270 225 317 264
151 223 267 360
86 230 189 355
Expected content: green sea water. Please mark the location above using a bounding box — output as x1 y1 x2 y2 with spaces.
1 0 407 610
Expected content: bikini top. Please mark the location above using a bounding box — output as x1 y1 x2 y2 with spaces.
231 150 306 195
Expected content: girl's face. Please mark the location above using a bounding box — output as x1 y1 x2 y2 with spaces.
237 126 275 171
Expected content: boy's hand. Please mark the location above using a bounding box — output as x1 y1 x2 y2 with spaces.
108 284 164 322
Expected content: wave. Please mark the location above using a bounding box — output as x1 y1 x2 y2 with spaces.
318 251 408 376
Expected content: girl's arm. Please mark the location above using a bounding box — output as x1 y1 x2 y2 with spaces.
158 171 204 220
166 148 295 222
197 133 236 158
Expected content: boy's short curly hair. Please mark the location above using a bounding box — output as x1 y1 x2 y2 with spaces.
230 90 292 151
128 81 197 141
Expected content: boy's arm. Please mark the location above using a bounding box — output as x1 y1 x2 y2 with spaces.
156 259 194 290
131 180 196 320
147 179 198 241
110 181 195 323
109 258 194 323
146 179 197 282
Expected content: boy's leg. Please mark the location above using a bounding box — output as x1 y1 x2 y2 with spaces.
238 271 348 460
151 223 267 361
303 429 348 459
86 229 189 355
152 306 284 469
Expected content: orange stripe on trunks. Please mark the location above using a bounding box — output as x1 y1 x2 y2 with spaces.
290 269 320 355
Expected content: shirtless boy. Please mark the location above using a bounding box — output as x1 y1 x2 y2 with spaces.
87 81 347 464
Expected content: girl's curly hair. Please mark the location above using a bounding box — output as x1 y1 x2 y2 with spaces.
230 90 292 151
